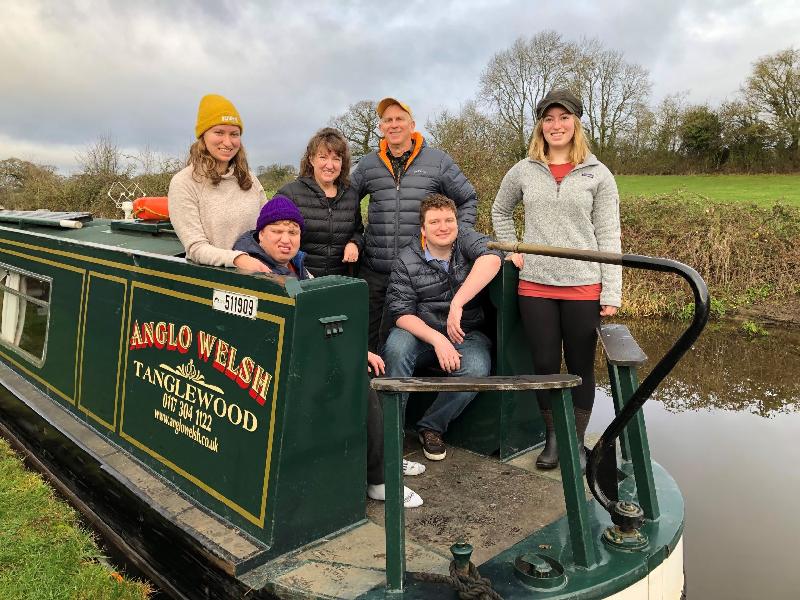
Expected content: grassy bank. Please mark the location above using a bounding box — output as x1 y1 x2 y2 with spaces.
616 174 800 208
0 437 151 600
617 194 799 320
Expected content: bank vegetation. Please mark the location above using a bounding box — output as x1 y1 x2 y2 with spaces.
0 437 151 599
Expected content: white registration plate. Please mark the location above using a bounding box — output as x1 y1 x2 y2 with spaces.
212 290 258 319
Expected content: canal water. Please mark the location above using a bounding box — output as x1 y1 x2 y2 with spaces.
592 319 800 600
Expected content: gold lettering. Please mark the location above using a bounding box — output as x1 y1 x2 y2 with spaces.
227 403 242 426
249 366 272 406
142 322 155 347
129 321 143 349
242 410 258 432
236 357 254 388
212 339 229 373
196 331 217 362
225 345 238 381
184 383 196 404
167 323 178 351
154 322 168 349
178 325 192 353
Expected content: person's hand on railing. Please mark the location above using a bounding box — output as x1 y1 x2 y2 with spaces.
233 254 271 273
505 252 524 269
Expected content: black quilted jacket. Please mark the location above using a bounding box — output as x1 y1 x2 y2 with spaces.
351 135 477 275
386 230 501 334
277 177 363 277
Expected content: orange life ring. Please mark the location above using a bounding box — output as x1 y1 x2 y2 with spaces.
132 196 170 221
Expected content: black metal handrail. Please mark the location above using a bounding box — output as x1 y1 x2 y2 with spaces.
487 242 710 527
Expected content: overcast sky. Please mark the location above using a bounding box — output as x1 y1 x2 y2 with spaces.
1 0 798 174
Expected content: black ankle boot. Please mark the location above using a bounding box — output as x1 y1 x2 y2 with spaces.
574 408 592 472
536 410 559 469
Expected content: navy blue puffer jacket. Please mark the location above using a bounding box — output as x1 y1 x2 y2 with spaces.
386 230 501 334
351 133 477 275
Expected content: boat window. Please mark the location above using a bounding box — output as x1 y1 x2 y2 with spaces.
0 266 51 364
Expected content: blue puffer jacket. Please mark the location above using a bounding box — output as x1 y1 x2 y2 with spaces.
386 230 502 334
232 230 311 280
351 133 478 275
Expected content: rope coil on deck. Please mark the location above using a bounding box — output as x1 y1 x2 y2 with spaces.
413 561 504 600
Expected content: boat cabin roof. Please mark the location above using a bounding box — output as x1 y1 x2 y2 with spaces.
0 218 185 257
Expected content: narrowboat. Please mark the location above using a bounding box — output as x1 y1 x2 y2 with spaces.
0 207 706 599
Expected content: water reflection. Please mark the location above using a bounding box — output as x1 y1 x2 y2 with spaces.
596 320 800 416
592 319 800 599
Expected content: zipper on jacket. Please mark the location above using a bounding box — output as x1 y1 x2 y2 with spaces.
391 162 406 261
384 149 418 265
538 160 588 200
327 204 333 274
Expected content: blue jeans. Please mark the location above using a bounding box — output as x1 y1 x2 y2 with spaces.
382 328 492 434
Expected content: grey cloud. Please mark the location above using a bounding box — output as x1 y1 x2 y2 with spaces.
1 0 797 173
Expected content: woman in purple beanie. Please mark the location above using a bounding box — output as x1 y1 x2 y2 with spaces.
232 195 312 279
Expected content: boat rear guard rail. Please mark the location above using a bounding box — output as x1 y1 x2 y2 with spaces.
372 374 585 594
488 242 710 530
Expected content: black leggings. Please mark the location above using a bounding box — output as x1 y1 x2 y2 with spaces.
518 296 600 412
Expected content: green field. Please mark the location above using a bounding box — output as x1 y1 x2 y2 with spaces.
616 174 800 207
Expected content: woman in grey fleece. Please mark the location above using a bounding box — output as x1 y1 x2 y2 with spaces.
491 89 621 470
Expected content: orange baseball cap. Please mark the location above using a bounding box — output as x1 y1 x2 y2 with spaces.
377 97 413 119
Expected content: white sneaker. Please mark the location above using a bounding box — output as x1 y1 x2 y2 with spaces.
367 484 424 508
402 459 426 476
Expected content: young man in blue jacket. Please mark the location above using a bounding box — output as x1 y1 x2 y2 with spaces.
383 194 502 461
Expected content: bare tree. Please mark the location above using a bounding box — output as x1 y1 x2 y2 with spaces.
76 134 132 177
427 102 518 231
329 100 381 161
125 145 182 176
571 37 651 158
743 47 800 157
618 101 656 157
478 31 573 159
652 92 689 154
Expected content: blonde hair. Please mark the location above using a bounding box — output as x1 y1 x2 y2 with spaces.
188 138 253 190
528 114 590 165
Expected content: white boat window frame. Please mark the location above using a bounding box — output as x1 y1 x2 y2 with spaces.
0 262 52 366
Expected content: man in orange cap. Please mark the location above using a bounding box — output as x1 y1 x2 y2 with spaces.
351 97 478 353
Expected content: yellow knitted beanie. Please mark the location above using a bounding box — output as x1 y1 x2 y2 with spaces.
195 94 243 138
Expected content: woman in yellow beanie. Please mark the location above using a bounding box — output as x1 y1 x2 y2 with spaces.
168 94 269 270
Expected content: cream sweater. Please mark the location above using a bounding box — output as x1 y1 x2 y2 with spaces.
168 165 267 267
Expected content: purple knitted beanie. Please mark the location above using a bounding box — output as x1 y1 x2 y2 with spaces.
256 195 305 233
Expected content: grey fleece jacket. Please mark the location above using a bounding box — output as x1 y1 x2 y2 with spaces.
491 154 622 307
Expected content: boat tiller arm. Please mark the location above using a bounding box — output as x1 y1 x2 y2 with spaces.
487 242 710 526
